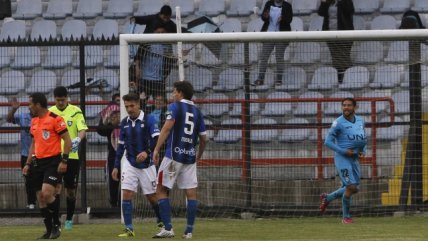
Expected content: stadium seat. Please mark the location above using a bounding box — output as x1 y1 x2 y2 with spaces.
246 18 263 32
385 41 408 64
203 119 215 140
86 132 108 145
226 0 256 17
352 41 384 64
0 70 25 95
308 15 324 31
173 44 197 64
390 91 410 114
249 67 275 92
353 15 366 30
377 117 406 141
201 93 229 117
135 0 164 16
358 91 389 114
324 91 354 116
85 95 105 119
339 66 370 90
420 44 428 63
260 91 292 117
43 0 73 19
275 67 306 92
11 47 41 69
220 18 242 33
251 118 278 143
293 91 324 116
412 0 428 13
73 46 103 68
199 45 222 66
370 65 402 89
197 0 225 17
13 0 42 19
62 20 87 40
229 43 259 66
185 66 213 92
370 15 397 30
104 0 133 19
0 20 26 41
60 70 81 94
213 68 244 92
73 0 102 19
292 0 319 15
213 118 242 143
229 92 260 117
353 0 379 14
93 19 119 40
278 118 311 142
0 96 10 120
104 45 120 68
0 123 20 145
92 69 119 93
170 0 195 17
308 128 328 142
291 17 304 31
380 0 410 14
30 20 57 41
290 42 321 64
26 70 57 94
0 48 10 68
308 66 338 91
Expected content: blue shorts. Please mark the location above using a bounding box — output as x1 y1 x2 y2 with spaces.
335 156 360 186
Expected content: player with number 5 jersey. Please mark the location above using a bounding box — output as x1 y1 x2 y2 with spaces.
152 81 208 239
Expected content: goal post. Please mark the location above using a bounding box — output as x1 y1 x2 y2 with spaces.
119 29 428 219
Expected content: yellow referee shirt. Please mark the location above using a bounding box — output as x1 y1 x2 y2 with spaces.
49 104 88 159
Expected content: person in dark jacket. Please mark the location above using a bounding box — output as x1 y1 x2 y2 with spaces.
318 0 354 83
134 5 177 34
254 0 293 86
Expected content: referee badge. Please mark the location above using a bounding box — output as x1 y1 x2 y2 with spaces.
42 130 50 140
67 120 73 126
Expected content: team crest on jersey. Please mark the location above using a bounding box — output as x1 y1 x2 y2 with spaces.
67 120 73 126
166 111 172 120
42 130 50 140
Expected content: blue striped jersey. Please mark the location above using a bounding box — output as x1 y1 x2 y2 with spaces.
325 115 367 159
115 111 159 169
164 99 206 164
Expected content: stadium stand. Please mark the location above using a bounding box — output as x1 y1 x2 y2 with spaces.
260 91 292 117
0 47 10 68
412 0 428 13
251 118 278 143
60 70 81 94
12 0 42 20
370 15 397 30
278 118 311 142
213 118 242 143
292 0 319 15
199 45 222 66
307 66 338 91
25 70 57 94
249 67 275 92
0 123 20 145
380 0 411 14
43 0 73 19
246 18 263 32
72 45 103 68
353 15 366 30
358 91 389 114
352 41 384 64
213 68 244 92
197 0 225 17
293 91 324 116
377 117 406 141
135 0 164 16
219 18 242 33
0 95 9 120
93 19 119 40
229 92 260 117
73 0 102 19
0 70 25 95
61 19 87 40
170 0 195 17
30 20 57 41
354 0 380 14
226 0 256 17
339 66 370 90
104 45 120 68
291 17 304 31
92 69 119 93
276 67 306 92
229 43 260 66
11 47 41 69
201 93 229 118
85 94 105 119
0 20 25 41
103 0 134 19
370 65 403 89
185 66 213 92
308 15 324 31
385 41 409 64
290 42 321 64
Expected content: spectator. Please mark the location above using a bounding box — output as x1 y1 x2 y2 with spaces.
134 5 177 34
399 10 425 29
254 0 293 86
97 94 121 207
148 94 167 165
318 0 355 83
6 97 36 209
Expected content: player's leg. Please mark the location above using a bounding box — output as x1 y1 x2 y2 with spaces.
177 163 198 239
118 160 138 237
63 158 80 230
255 43 275 85
31 162 52 239
274 42 288 85
141 166 162 227
319 158 347 214
52 182 62 229
41 159 62 239
107 158 120 207
342 160 361 224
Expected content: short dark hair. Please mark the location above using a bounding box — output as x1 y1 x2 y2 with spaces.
173 81 194 100
111 93 120 102
30 92 48 108
122 93 140 103
160 5 172 16
342 97 356 106
53 86 68 97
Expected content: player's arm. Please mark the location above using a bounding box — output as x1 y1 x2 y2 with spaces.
112 121 126 180
324 122 350 156
153 119 174 165
6 97 20 124
58 131 71 173
196 134 208 161
134 14 155 25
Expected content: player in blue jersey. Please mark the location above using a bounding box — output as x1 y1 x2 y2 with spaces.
111 93 163 237
152 81 208 239
320 98 367 224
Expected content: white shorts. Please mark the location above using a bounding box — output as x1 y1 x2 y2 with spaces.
157 157 198 190
121 159 157 195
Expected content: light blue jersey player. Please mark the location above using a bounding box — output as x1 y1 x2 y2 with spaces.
320 98 367 224
152 81 208 239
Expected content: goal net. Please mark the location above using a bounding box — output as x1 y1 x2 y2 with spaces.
120 30 428 219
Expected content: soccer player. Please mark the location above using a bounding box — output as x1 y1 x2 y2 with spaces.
111 93 162 237
22 92 71 239
320 98 367 224
49 86 88 230
152 81 208 239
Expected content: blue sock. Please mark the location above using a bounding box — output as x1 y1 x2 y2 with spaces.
151 203 162 224
185 200 197 234
327 187 346 203
342 195 351 218
158 198 172 231
122 200 133 230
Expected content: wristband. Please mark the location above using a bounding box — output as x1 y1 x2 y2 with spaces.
25 162 31 167
62 154 69 164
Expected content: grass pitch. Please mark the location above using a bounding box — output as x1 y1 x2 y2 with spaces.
1 217 427 241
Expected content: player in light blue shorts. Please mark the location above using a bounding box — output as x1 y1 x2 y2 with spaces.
320 98 367 224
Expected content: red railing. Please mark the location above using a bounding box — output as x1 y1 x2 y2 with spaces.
0 97 394 179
